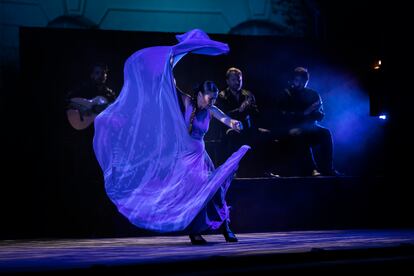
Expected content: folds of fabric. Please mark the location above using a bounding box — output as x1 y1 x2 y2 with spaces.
93 29 250 232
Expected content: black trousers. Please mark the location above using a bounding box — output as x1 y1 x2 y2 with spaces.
287 124 334 175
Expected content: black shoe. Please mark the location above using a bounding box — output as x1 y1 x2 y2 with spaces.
189 234 207 245
220 222 238 242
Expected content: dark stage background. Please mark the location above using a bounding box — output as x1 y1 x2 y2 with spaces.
1 27 407 239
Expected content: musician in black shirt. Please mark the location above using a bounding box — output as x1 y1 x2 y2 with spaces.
215 67 259 177
274 67 341 176
64 62 119 237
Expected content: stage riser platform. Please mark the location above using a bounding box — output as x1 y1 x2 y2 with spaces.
227 176 409 233
1 176 411 239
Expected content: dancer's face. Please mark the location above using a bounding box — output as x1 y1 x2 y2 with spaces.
198 90 218 109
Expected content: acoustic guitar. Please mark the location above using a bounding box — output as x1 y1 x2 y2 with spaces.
66 96 109 130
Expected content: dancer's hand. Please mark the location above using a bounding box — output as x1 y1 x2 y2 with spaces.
230 119 243 131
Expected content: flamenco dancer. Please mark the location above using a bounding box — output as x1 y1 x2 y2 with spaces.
93 29 250 245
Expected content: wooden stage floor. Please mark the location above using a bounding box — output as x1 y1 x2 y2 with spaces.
1 229 414 274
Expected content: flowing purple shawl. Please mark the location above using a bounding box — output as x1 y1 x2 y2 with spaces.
93 29 249 232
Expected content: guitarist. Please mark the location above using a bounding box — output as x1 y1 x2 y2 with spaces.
64 62 118 237
66 62 118 130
